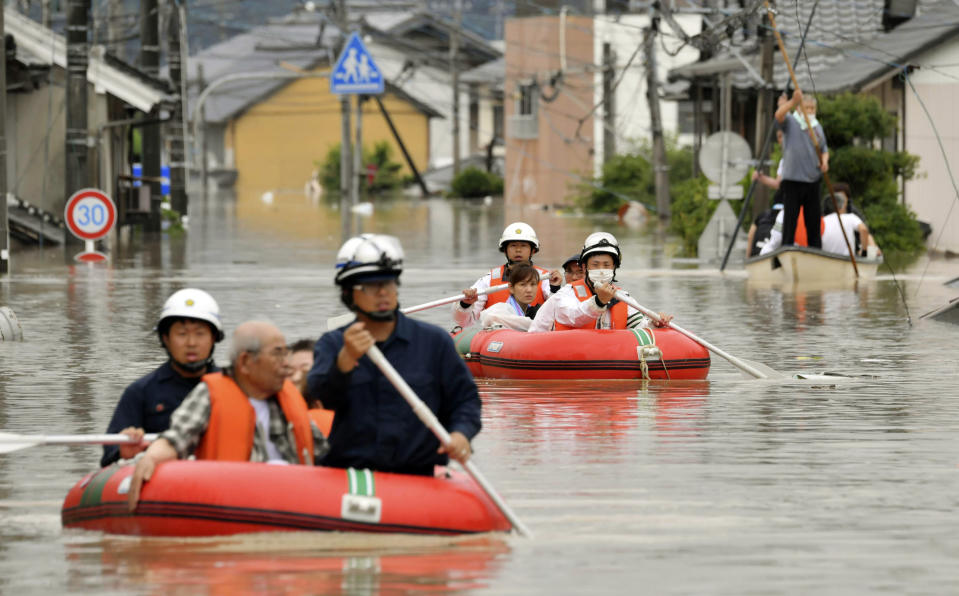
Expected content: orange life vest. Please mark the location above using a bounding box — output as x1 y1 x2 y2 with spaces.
485 264 550 308
553 279 628 330
308 408 334 437
195 373 314 464
793 207 826 247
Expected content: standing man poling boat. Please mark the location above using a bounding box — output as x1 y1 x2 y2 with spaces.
452 222 560 329
530 232 672 331
308 234 481 476
100 289 224 467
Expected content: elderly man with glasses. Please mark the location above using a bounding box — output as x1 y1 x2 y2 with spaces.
126 321 329 511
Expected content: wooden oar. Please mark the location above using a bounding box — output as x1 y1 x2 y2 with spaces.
614 291 781 380
327 284 510 330
365 345 533 538
0 432 157 455
765 1 859 277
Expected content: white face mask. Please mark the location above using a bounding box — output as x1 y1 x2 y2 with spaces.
587 269 614 285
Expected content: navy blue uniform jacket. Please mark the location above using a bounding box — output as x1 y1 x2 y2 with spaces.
100 361 217 467
306 313 481 475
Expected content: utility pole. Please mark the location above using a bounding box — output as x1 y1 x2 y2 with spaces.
65 0 90 248
602 42 616 164
644 23 670 220
0 5 9 274
335 0 353 213
753 12 775 219
450 0 461 175
197 63 208 194
42 0 51 27
140 0 161 231
167 1 187 217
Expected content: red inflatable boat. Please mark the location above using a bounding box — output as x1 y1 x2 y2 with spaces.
61 461 511 537
454 327 710 380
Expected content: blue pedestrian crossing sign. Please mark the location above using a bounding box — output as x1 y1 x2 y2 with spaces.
331 32 384 95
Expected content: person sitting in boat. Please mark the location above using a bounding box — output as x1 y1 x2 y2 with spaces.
478 263 541 331
126 321 328 511
530 232 672 332
307 234 481 476
100 288 224 468
562 253 584 284
452 222 560 328
759 207 826 256
821 183 880 258
288 337 335 437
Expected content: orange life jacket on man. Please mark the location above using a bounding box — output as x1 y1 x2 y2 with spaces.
195 372 314 464
485 264 550 308
553 279 628 330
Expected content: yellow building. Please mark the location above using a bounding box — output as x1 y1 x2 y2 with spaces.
227 72 440 193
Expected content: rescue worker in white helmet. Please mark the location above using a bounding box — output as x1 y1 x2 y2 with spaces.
453 221 562 328
101 288 224 467
530 232 672 331
306 235 481 475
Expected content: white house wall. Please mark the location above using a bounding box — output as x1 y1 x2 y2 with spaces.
903 40 959 254
592 15 701 176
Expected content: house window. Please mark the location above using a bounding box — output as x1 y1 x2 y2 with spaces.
493 104 504 142
518 82 537 116
881 110 899 152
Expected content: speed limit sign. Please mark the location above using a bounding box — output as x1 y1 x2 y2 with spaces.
64 188 117 241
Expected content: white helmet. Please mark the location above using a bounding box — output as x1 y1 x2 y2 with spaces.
157 288 224 342
334 234 404 286
580 232 621 267
498 222 539 253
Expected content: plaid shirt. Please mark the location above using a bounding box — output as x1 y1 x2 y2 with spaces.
160 375 329 464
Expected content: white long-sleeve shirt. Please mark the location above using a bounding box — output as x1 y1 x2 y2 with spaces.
452 265 552 328
531 284 649 331
478 297 533 331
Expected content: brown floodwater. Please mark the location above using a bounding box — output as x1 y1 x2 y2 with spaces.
1 190 958 594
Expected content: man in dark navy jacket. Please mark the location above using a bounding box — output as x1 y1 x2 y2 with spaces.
100 289 224 467
307 235 480 476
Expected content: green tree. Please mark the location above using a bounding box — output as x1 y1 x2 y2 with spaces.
573 140 694 213
318 141 405 195
450 167 504 198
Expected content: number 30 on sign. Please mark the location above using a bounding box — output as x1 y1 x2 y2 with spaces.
64 189 117 241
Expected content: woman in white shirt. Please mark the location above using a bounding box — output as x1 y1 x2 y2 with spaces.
478 263 540 331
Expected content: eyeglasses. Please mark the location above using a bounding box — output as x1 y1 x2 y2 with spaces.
249 346 290 361
353 280 398 296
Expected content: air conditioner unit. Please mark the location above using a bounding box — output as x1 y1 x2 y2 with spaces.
508 115 538 140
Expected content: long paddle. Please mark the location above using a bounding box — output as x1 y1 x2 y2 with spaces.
365 345 533 538
327 284 510 330
614 291 781 380
765 2 859 277
0 432 157 455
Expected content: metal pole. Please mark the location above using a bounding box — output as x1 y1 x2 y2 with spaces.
602 42 615 164
450 0 461 175
644 24 670 220
167 1 187 216
197 63 208 194
353 95 362 204
374 96 430 196
140 0 161 231
336 0 353 233
0 5 8 274
65 0 90 249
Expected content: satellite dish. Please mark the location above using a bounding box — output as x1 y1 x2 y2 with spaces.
698 131 752 186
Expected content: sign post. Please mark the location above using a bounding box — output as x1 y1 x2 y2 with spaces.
63 188 116 263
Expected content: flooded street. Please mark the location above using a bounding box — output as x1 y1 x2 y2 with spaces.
2 190 959 594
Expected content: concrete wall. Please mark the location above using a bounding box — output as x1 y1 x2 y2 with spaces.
903 40 959 254
505 15 595 208
227 69 431 194
6 72 111 217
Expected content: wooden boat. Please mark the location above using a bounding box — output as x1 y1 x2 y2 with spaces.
453 327 710 380
61 460 511 537
746 246 882 285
